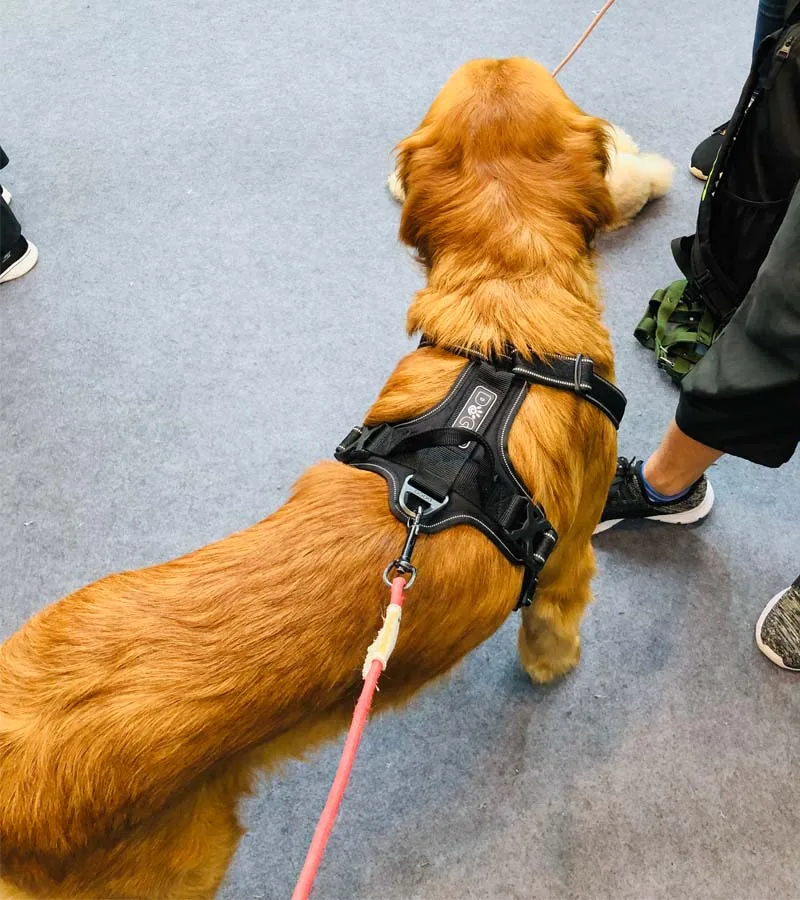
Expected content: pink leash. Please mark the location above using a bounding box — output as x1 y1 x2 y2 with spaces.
552 0 619 77
291 576 408 900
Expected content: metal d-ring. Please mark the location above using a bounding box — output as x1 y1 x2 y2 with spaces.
398 474 449 518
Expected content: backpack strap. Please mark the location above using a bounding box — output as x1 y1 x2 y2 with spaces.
671 28 791 319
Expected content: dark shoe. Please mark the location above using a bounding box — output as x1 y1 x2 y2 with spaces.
756 578 800 671
0 235 39 283
689 123 728 181
593 457 714 534
0 184 10 205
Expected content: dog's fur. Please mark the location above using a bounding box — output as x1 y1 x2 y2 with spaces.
389 121 673 229
1 58 621 899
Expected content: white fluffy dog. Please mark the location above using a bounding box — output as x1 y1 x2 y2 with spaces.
388 123 673 230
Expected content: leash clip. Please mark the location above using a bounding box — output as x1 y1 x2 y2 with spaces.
382 507 423 589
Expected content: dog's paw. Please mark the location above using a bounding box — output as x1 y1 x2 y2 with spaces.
517 628 581 684
387 170 405 204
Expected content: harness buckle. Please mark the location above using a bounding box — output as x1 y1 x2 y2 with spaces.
515 567 538 609
398 474 449 518
335 424 392 463
335 426 364 461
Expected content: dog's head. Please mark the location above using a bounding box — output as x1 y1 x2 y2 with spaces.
394 58 613 269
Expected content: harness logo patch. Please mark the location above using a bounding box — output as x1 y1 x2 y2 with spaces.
452 385 498 443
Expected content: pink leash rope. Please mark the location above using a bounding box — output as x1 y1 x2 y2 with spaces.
291 576 407 900
552 0 619 77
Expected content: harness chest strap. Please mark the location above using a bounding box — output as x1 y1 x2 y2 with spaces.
335 341 626 609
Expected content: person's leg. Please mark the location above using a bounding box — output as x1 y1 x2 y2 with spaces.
753 0 787 55
642 419 723 496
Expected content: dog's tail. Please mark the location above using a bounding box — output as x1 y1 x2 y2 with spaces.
639 152 674 199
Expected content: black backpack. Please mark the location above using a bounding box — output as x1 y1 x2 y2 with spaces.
636 1 800 381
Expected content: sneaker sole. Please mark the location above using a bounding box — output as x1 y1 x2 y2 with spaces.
593 480 715 535
0 241 39 283
755 588 800 671
689 165 709 182
1 186 11 205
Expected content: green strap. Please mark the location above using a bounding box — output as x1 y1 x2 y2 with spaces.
634 279 720 383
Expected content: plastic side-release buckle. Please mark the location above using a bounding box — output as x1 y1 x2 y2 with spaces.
335 426 364 460
515 567 538 610
513 523 558 610
335 424 391 463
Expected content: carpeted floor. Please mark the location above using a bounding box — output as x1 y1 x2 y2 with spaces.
2 1 799 897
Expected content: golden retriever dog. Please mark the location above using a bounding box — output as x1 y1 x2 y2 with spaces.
1 58 621 899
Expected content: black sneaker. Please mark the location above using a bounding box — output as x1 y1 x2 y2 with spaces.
0 184 10 205
689 122 727 181
756 577 800 671
0 235 39 284
593 457 715 534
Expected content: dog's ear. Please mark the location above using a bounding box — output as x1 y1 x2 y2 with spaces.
393 120 464 267
549 113 616 243
563 113 615 238
389 139 417 204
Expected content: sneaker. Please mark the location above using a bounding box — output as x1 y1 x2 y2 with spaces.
755 578 800 671
593 456 715 534
689 123 727 181
0 236 39 284
0 184 10 205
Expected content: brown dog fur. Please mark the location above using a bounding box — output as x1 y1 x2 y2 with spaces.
0 58 618 899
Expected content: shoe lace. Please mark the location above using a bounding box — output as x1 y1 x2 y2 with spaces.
614 455 637 477
612 456 642 502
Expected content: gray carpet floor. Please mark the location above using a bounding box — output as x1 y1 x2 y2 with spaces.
2 1 799 897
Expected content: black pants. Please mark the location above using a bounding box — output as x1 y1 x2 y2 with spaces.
0 143 22 258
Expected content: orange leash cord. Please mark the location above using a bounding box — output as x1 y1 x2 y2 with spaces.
291 568 411 900
552 0 619 77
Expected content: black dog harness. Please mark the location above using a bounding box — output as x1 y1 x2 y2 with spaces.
335 339 626 610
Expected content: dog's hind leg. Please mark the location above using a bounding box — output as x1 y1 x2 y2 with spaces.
0 758 252 900
516 542 595 684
